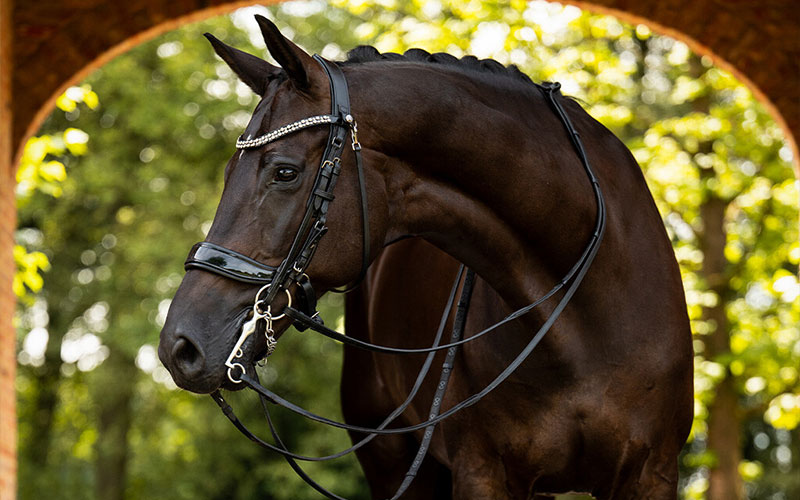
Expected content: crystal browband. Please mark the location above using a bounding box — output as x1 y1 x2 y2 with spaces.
235 114 337 149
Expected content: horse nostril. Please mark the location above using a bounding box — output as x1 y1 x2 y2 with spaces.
171 336 206 378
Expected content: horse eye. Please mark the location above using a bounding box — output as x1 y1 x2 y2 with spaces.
274 167 298 182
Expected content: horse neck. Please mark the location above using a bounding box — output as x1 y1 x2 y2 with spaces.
350 65 599 308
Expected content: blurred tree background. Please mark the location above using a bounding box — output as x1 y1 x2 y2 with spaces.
14 1 798 499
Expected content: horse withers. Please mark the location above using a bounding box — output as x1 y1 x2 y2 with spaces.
158 16 693 499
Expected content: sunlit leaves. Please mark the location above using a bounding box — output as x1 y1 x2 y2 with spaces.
587 102 632 129
55 85 99 113
63 128 90 155
739 460 764 482
13 245 51 304
765 393 800 430
16 135 68 199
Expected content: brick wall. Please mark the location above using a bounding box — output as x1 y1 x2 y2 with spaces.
1 0 16 497
0 173 15 500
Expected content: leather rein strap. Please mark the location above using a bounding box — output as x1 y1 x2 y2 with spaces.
188 56 605 500
213 266 476 500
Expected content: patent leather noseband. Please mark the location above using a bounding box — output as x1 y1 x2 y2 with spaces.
186 241 275 284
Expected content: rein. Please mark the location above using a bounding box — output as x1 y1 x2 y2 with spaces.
185 54 606 499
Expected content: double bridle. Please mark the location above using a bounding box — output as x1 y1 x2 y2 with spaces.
186 54 370 383
183 54 606 500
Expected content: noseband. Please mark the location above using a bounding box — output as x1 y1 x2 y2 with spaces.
183 54 606 500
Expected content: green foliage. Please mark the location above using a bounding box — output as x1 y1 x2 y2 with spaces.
15 2 798 500
13 86 96 304
16 85 96 200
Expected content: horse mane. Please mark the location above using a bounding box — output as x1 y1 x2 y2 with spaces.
343 46 537 88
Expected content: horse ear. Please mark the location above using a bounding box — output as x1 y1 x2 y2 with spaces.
254 15 323 92
203 33 279 96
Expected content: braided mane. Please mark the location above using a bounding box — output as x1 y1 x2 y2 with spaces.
343 46 536 87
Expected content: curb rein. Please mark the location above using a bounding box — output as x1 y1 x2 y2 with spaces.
184 55 606 500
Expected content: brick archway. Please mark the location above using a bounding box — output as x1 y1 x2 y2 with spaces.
1 1 797 497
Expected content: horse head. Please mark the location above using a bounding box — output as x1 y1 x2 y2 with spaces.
159 16 601 395
159 17 380 393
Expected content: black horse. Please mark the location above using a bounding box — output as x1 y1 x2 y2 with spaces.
159 16 693 499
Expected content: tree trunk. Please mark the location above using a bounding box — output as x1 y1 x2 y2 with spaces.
698 181 742 500
24 319 63 468
22 305 72 479
684 51 743 500
706 374 742 500
92 347 137 500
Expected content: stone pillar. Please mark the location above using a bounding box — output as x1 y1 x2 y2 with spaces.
0 0 16 499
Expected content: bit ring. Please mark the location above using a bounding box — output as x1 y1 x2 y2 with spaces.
253 284 292 320
227 363 246 383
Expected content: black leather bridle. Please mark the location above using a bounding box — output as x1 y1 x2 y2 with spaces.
183 54 606 500
186 53 370 331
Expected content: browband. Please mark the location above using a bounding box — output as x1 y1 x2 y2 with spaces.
236 114 338 150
